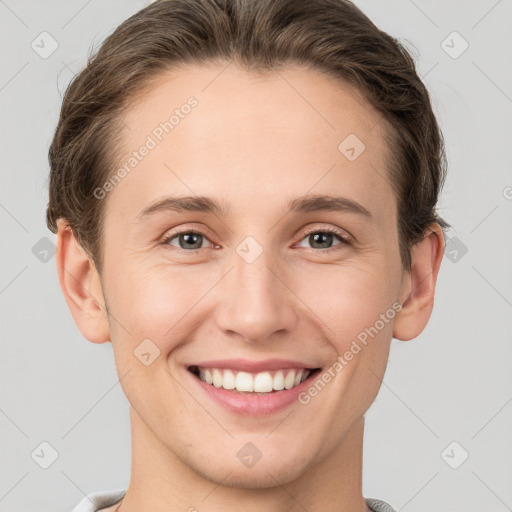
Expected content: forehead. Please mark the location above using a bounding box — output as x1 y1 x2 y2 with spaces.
106 62 395 227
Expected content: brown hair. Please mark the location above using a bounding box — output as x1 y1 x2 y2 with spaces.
46 0 450 273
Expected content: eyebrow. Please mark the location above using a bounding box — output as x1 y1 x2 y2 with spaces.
288 195 372 218
135 194 372 221
136 195 231 220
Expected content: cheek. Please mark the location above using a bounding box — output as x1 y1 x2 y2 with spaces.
106 267 197 395
295 263 390 312
294 261 396 335
127 270 201 336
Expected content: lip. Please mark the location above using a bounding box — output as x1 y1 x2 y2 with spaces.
186 365 322 415
188 358 317 373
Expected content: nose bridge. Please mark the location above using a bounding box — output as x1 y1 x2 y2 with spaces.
214 236 297 341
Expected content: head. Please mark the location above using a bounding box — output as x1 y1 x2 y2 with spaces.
47 0 448 488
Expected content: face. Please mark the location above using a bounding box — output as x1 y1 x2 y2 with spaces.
93 63 407 486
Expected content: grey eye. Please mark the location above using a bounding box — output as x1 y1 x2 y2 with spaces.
167 232 209 250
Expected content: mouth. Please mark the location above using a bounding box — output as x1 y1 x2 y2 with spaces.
187 365 322 395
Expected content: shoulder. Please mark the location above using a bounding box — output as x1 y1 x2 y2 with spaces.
365 497 397 512
71 489 127 512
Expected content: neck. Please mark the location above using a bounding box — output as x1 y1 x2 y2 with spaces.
117 408 370 512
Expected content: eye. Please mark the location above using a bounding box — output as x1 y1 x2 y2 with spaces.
162 230 214 251
296 227 352 251
160 226 352 253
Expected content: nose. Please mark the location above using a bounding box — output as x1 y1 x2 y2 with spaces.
214 246 298 343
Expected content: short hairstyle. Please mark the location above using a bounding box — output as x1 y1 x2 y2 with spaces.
46 0 450 273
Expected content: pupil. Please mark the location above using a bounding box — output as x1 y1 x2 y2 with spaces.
180 233 202 249
311 232 332 249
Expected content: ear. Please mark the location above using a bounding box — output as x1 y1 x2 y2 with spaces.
55 219 110 344
393 223 445 341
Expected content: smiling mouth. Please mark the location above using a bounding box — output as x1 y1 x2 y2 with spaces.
188 365 322 394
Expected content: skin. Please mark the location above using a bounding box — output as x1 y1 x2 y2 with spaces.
56 62 444 512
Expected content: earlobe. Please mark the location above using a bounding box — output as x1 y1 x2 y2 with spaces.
393 223 445 341
56 219 111 344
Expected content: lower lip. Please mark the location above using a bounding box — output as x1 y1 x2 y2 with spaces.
187 368 321 415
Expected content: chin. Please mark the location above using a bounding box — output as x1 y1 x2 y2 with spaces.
191 449 314 489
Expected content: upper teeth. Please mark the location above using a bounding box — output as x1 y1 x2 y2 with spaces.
197 367 311 393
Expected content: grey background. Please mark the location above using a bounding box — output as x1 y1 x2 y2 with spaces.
1 1 511 511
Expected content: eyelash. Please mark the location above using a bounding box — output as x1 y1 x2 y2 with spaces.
298 226 352 251
160 226 352 253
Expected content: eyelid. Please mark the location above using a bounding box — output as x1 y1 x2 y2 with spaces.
299 224 352 243
159 223 217 246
